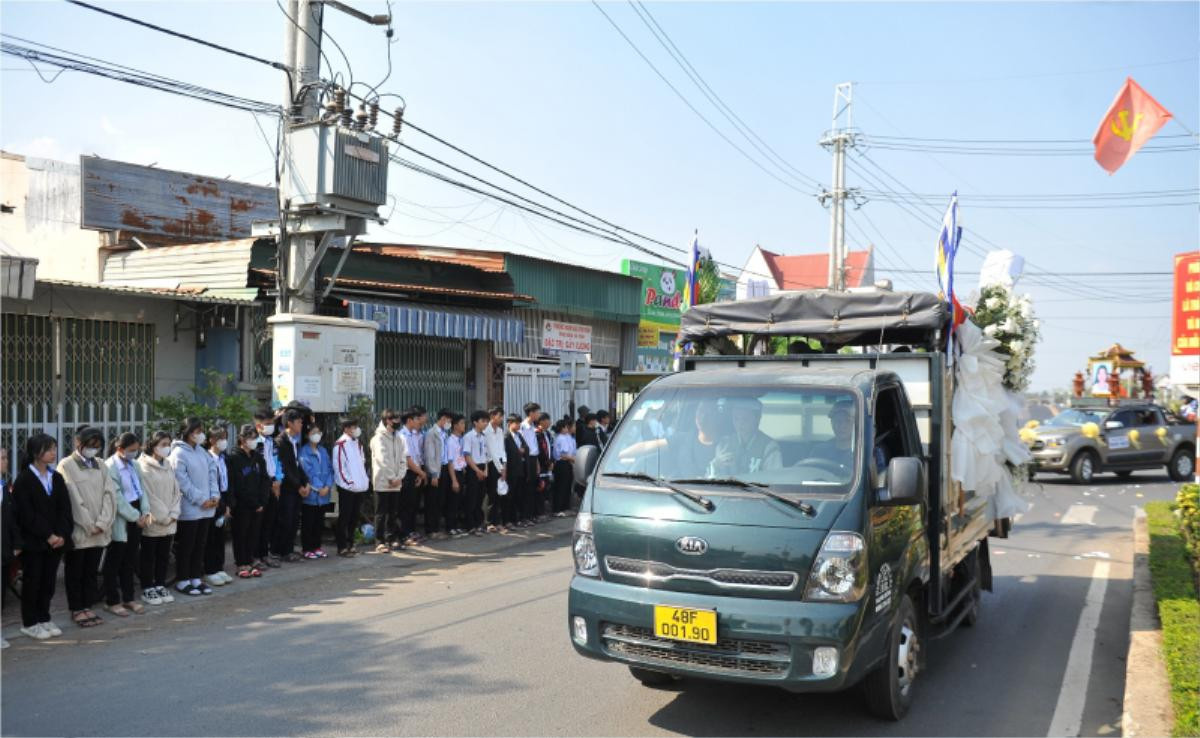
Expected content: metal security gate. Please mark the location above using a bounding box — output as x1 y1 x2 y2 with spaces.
502 362 611 421
374 334 466 415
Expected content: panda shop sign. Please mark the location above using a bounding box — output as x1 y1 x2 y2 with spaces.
621 259 685 375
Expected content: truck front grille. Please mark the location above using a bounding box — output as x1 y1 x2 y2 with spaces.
604 556 799 591
601 623 791 678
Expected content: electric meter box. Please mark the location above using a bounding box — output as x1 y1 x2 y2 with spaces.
283 121 389 215
269 314 377 412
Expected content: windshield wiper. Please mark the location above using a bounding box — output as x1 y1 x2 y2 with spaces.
670 477 817 517
600 472 715 511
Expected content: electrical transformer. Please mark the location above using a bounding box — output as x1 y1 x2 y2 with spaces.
282 121 389 216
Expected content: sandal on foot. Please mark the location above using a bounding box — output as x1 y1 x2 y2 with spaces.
105 603 131 617
237 568 253 579
72 610 93 627
125 602 145 615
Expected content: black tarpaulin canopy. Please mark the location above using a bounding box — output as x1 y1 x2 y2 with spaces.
679 289 948 347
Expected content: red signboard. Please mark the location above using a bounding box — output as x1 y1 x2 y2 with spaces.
1173 251 1200 356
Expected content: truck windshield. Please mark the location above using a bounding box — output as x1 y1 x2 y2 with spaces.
1044 409 1109 427
600 385 860 495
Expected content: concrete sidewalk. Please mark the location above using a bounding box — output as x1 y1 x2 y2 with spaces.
1 515 576 643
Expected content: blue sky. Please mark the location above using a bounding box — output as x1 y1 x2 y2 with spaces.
2 1 1196 391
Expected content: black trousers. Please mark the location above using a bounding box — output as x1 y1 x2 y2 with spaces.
175 518 210 582
463 469 483 530
441 466 461 532
335 488 363 550
257 490 278 559
375 490 402 544
271 490 301 556
139 534 172 588
552 460 574 513
300 504 324 552
424 466 448 535
64 545 104 612
523 457 541 521
399 471 421 539
20 549 62 627
231 507 261 567
204 514 227 574
486 464 501 525
103 522 142 605
501 471 520 525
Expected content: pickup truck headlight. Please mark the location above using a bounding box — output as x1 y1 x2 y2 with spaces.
804 532 867 602
573 512 599 577
1043 436 1065 448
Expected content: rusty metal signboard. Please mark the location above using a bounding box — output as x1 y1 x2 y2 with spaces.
81 156 277 241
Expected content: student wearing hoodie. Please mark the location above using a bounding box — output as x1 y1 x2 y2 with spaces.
59 426 117 628
203 426 233 588
102 433 150 617
226 424 270 578
299 425 332 559
332 416 369 556
138 431 181 606
272 408 309 562
369 409 405 552
11 433 71 640
170 417 220 596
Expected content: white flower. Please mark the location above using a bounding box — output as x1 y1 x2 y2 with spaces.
1032 319 1041 331
1019 301 1033 318
1002 317 1019 334
983 324 998 337
1010 339 1025 356
986 296 1005 311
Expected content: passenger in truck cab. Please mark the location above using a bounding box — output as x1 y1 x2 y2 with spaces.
811 399 887 477
711 397 781 476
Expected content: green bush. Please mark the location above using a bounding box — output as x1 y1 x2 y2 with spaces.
1145 500 1200 736
152 369 255 436
1177 483 1200 569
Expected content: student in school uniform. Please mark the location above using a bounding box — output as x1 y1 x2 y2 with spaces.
203 426 233 588
423 408 452 539
552 418 577 516
442 414 468 537
595 410 612 448
299 424 332 559
253 409 282 568
102 432 149 617
502 414 528 531
518 403 541 527
535 412 554 522
226 424 270 578
370 409 405 552
137 432 181 606
462 411 490 536
11 433 72 640
332 416 369 557
1 448 15 647
273 409 310 563
171 417 220 596
60 426 117 627
400 408 429 546
482 407 507 532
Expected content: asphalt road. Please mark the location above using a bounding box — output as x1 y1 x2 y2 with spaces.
0 470 1181 737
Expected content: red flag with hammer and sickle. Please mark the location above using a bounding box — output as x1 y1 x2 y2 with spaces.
1093 77 1173 174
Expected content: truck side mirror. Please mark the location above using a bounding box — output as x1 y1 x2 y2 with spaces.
574 445 600 485
876 457 925 507
1104 420 1123 430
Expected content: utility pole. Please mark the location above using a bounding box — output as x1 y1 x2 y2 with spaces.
820 82 855 291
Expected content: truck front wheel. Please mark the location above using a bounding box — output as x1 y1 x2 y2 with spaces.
865 594 920 721
1069 450 1098 484
1168 447 1195 482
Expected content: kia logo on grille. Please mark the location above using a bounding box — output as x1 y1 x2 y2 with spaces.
676 536 708 555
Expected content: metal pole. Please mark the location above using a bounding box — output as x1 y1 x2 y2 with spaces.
824 83 853 291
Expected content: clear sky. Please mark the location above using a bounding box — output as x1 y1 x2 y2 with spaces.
2 1 1196 391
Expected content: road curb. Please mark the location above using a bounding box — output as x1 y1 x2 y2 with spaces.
1121 507 1174 737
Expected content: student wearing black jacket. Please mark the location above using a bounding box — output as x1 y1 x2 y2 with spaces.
227 424 271 578
11 433 73 640
502 414 527 530
271 409 310 562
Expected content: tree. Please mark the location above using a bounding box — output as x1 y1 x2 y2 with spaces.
696 256 721 306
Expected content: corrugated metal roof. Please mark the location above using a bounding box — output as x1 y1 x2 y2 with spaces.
102 239 262 289
504 254 641 324
81 157 277 241
352 243 507 272
248 268 534 303
40 279 260 305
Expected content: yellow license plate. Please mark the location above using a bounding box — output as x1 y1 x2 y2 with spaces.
653 606 717 645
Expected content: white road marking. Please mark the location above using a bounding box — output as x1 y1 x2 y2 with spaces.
1060 505 1098 526
1047 560 1111 737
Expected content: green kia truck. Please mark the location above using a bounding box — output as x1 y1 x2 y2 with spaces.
567 290 1000 720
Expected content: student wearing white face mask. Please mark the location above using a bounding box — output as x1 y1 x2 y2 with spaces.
227 425 270 578
332 416 369 557
138 432 181 605
170 417 220 596
203 426 233 587
253 408 282 568
102 432 150 617
299 425 333 559
59 426 117 628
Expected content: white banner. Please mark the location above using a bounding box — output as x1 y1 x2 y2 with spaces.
542 320 592 353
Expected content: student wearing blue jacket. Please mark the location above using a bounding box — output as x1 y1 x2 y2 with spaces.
169 417 220 596
298 427 332 559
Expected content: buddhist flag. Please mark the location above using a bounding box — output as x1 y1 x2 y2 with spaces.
1093 77 1173 174
935 193 965 326
681 231 704 309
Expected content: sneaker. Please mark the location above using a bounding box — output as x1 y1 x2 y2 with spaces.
41 621 63 637
315 549 328 559
266 555 283 568
183 584 203 596
218 571 234 584
205 574 224 587
142 589 163 606
21 624 50 640
157 586 175 604
303 551 319 560
199 583 214 595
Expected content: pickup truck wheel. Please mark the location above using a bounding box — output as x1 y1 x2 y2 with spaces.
1168 447 1195 482
1069 450 1098 485
865 594 919 721
628 666 675 687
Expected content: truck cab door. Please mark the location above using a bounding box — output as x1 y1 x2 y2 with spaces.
1140 408 1171 463
868 384 924 619
1102 409 1139 465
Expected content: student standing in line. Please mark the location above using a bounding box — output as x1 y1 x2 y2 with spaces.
422 408 450 539
575 405 591 444
552 418 577 516
502 414 527 531
482 407 507 533
1 447 16 648
443 414 467 537
203 427 233 588
370 409 405 552
137 432 180 606
226 424 269 578
253 409 282 568
11 433 71 640
332 416 369 557
60 426 117 627
400 408 428 546
170 417 220 596
273 409 310 563
299 425 332 559
536 412 554 522
595 410 612 448
461 411 489 536
102 433 149 617
518 403 541 527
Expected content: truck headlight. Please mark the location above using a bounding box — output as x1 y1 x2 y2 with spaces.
573 512 599 577
804 532 867 602
1043 436 1064 448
